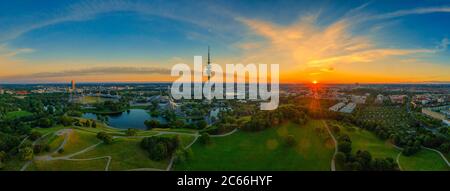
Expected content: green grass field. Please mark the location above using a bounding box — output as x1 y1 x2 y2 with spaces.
78 96 115 104
27 158 109 171
399 149 450 171
74 137 169 170
51 129 101 157
329 121 449 171
331 121 400 159
4 110 32 120
174 120 335 171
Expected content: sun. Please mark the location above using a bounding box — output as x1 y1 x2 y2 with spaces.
312 80 318 84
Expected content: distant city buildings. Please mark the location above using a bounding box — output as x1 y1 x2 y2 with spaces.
329 102 357 113
375 94 386 104
389 95 407 104
422 105 450 126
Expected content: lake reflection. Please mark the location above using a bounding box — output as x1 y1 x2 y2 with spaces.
82 109 166 130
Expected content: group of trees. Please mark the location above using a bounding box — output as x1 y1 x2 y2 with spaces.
96 132 113 144
335 134 399 171
140 136 180 161
144 118 207 130
243 104 308 131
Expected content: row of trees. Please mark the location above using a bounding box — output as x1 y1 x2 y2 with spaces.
243 104 308 131
335 134 399 171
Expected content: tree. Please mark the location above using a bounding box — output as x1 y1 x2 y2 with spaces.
338 141 352 154
19 147 33 161
196 120 208 129
38 117 52 128
140 136 180 161
335 152 347 165
29 131 42 141
60 115 73 126
96 132 113 144
199 133 211 145
284 135 296 147
145 119 160 129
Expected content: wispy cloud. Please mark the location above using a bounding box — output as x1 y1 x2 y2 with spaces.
0 0 240 42
368 7 450 21
1 66 170 81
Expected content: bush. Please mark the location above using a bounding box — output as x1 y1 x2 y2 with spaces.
19 147 33 161
29 131 42 141
96 132 113 144
199 133 211 145
140 136 180 161
335 152 347 164
144 119 160 129
284 135 296 147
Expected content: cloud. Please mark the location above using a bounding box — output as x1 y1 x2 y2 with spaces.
436 38 449 51
0 0 240 42
1 66 170 81
368 7 450 21
0 44 34 56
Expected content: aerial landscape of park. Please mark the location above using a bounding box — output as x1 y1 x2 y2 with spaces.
0 0 450 172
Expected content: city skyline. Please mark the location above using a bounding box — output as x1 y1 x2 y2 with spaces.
0 0 450 84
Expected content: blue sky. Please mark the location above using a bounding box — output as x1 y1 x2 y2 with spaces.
0 0 449 83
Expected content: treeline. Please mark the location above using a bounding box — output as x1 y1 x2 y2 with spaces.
334 134 399 171
242 104 308 131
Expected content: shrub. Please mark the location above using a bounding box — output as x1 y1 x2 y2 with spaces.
96 132 113 144
199 133 211 145
29 131 42 141
284 135 296 147
140 136 180 161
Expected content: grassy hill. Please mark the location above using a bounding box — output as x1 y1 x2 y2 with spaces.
175 120 335 171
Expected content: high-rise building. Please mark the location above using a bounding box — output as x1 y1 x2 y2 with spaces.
71 80 76 90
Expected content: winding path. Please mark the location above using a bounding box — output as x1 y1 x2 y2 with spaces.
322 121 337 171
21 126 238 171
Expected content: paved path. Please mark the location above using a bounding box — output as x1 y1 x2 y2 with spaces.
21 126 237 171
322 121 337 171
423 147 450 167
210 128 238 137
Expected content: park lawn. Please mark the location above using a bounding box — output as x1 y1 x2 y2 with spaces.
51 129 101 157
2 156 27 171
33 125 66 135
158 134 197 148
79 96 114 104
73 137 169 170
4 110 32 120
334 122 400 159
399 149 450 171
27 158 108 171
32 132 65 156
174 120 335 171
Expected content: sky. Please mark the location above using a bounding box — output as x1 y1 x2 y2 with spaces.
0 0 449 84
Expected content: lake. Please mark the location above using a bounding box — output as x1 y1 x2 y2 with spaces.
82 109 166 130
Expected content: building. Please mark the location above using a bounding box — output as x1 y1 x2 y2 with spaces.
351 95 366 104
389 95 407 104
340 103 357 113
375 94 385 104
71 80 76 90
329 102 346 112
422 105 450 126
